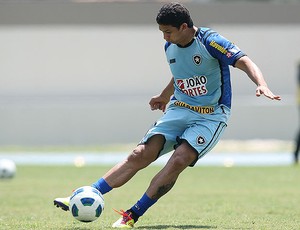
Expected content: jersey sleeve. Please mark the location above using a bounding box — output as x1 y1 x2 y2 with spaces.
200 28 246 66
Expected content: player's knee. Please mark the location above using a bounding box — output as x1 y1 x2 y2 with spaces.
169 155 190 170
169 150 197 170
126 135 165 168
130 147 144 160
127 146 153 169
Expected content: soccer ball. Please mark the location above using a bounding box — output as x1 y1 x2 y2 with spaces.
69 186 105 222
0 159 16 179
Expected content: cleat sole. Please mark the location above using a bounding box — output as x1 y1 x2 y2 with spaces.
53 200 69 211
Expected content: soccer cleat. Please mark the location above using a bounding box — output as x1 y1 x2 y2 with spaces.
112 209 135 228
53 197 70 211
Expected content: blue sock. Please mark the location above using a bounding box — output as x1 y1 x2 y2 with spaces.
130 193 157 217
91 178 112 195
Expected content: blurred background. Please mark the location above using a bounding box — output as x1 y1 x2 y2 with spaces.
0 0 299 151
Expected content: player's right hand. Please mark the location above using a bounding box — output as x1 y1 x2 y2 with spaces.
149 95 169 112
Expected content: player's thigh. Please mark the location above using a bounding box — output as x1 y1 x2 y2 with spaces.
141 108 188 143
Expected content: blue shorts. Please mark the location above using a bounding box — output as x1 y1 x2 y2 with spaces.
140 102 230 166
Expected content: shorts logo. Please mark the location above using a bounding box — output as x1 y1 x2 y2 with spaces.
193 55 202 65
197 136 205 145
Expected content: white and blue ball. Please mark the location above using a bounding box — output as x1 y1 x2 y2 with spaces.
69 186 105 222
0 159 16 179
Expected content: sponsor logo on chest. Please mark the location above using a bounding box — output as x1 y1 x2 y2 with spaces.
176 75 208 96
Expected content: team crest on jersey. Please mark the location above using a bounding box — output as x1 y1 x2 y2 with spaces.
193 55 202 65
196 136 205 145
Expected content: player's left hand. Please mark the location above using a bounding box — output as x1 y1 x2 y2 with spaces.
256 85 281 101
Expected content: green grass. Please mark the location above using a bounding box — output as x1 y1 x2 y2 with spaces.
1 165 300 230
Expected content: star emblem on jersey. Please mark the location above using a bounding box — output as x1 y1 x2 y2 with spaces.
193 55 202 65
197 136 205 145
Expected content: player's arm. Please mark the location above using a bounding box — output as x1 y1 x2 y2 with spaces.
149 77 174 112
234 56 281 101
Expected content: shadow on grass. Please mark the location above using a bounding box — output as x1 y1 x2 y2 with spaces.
137 224 217 229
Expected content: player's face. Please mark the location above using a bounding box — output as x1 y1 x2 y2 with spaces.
159 24 186 45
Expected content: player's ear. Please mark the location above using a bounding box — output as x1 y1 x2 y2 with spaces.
180 23 188 31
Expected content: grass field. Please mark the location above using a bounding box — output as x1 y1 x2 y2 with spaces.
1 165 300 230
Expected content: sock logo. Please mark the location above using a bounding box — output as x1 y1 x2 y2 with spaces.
134 204 140 210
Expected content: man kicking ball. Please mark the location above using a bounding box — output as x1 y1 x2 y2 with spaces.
54 2 281 228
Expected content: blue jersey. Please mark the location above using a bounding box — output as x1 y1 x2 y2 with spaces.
164 27 246 109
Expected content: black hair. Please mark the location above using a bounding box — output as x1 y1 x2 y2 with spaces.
156 2 194 29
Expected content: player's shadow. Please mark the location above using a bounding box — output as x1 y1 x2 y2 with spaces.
137 224 217 229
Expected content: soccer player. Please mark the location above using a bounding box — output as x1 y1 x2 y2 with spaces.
54 2 281 228
293 62 300 164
